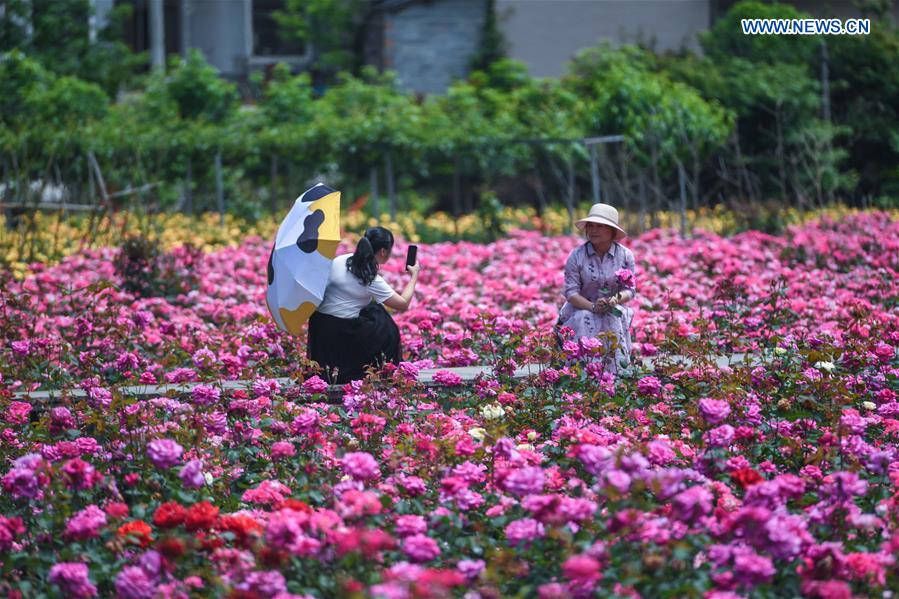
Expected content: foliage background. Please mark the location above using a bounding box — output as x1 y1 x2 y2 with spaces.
1 0 898 234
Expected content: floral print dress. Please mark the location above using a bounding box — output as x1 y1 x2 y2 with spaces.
557 241 637 373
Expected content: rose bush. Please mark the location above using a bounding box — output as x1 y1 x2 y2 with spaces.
0 212 897 597
4 204 896 279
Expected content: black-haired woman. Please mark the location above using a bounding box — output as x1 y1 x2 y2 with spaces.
307 226 421 383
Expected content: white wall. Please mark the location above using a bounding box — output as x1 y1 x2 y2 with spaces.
497 0 711 78
188 0 250 78
386 0 486 93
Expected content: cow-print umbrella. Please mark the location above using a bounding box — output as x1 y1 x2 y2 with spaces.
266 183 341 335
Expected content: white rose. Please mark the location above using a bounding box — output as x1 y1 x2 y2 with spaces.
814 361 835 372
480 403 505 420
468 427 487 441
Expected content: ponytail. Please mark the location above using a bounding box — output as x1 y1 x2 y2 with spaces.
347 226 393 285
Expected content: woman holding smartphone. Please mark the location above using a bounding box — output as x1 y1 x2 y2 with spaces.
307 226 421 383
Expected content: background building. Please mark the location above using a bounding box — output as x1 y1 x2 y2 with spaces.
94 0 899 92
93 0 312 79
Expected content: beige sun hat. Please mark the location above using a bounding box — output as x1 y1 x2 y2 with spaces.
575 203 627 240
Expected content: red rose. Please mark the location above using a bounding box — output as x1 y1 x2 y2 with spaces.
415 568 466 589
218 513 263 547
153 502 187 529
117 520 154 548
730 468 764 488
343 580 365 594
104 502 130 519
281 499 312 513
196 531 225 551
333 529 360 557
258 546 287 568
185 501 219 531
156 536 186 559
360 528 396 559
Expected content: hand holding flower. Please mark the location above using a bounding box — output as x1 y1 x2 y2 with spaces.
615 268 636 290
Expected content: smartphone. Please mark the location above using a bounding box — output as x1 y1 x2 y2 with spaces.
405 245 418 268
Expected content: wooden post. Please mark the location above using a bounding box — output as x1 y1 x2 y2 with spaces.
821 40 831 124
638 176 647 233
85 152 113 246
269 155 278 213
678 162 688 238
590 144 600 204
566 154 575 232
87 156 96 204
452 160 460 238
462 155 473 213
87 151 109 206
649 138 661 229
369 166 380 217
534 169 547 216
385 151 396 220
285 161 294 205
452 155 461 218
215 150 224 227
619 145 630 228
821 39 834 205
80 155 98 250
184 156 193 214
0 159 10 235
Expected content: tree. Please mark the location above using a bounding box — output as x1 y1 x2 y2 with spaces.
0 0 31 51
662 53 823 203
789 121 856 207
826 24 899 199
700 0 817 65
695 0 899 200
0 51 107 138
469 0 508 72
274 0 375 84
161 50 239 123
566 45 731 177
0 51 108 218
0 0 143 96
106 51 241 214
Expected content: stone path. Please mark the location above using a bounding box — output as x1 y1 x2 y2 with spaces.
12 353 758 403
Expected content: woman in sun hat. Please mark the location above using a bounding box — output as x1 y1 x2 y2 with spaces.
557 203 637 374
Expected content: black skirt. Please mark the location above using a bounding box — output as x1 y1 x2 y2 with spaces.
307 303 402 384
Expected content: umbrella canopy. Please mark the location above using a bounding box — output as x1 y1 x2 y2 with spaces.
266 183 341 335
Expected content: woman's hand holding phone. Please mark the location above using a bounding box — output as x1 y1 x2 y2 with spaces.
405 245 419 275
395 246 420 309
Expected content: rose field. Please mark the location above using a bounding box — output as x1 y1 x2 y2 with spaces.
2 211 899 599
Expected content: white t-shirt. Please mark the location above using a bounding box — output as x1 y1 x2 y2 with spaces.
316 254 397 319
